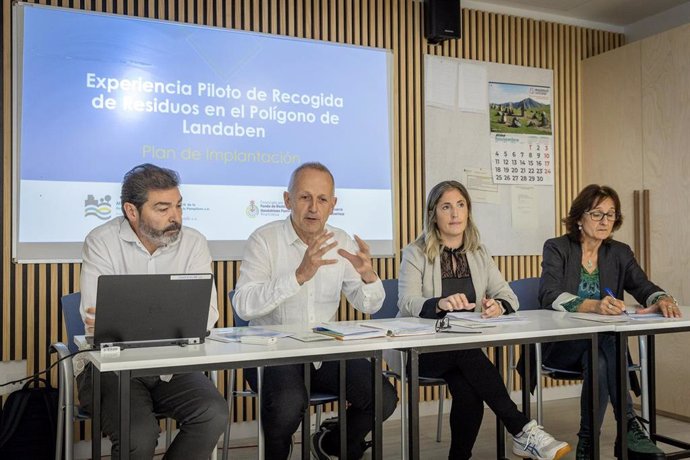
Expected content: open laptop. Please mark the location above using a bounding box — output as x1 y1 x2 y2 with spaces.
91 273 214 349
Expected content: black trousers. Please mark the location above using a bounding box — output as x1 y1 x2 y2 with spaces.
246 359 398 460
543 335 636 440
77 364 228 460
419 348 529 460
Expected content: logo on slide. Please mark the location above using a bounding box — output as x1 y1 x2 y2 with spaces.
245 200 259 218
84 194 112 220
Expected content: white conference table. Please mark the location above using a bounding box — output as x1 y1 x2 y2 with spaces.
387 311 614 460
611 306 690 460
78 310 614 460
78 331 395 460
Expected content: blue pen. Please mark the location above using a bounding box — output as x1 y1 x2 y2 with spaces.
604 288 629 316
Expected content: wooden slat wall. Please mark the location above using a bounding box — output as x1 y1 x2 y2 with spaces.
0 0 623 428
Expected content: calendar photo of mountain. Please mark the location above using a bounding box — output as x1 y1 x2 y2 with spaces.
489 82 552 135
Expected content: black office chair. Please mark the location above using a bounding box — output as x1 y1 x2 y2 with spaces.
374 279 447 443
223 290 338 460
51 292 174 460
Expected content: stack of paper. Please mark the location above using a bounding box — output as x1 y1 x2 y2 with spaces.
359 320 436 337
627 312 667 321
290 332 337 342
210 327 290 343
447 312 525 328
313 323 387 341
570 312 674 323
568 313 629 323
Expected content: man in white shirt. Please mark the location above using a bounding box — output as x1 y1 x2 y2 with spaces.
76 164 228 460
234 162 397 460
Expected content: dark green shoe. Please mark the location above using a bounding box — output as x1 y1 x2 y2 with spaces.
619 417 665 460
576 437 591 460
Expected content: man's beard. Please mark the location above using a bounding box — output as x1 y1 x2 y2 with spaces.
139 219 181 247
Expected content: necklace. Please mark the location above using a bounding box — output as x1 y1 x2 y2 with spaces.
583 244 598 271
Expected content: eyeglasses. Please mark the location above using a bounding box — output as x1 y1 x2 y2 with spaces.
584 210 618 222
435 317 451 332
434 316 483 334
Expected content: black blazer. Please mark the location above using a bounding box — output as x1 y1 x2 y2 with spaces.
539 235 663 309
519 235 659 395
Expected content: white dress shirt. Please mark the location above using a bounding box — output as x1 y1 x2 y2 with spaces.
234 217 384 327
80 217 219 331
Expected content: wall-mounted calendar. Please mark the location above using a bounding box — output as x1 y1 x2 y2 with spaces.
490 135 554 185
424 56 556 256
489 82 554 186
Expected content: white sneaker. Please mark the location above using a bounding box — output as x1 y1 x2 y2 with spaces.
512 420 572 460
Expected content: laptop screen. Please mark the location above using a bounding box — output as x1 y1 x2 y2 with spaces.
93 273 213 348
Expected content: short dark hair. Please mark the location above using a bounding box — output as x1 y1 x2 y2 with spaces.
563 184 623 240
287 162 335 194
120 163 180 218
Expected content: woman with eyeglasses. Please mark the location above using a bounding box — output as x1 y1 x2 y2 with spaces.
397 180 570 460
539 184 681 460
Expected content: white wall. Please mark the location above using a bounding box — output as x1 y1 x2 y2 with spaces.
625 1 690 42
463 0 623 33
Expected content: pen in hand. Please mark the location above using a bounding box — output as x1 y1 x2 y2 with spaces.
604 288 628 316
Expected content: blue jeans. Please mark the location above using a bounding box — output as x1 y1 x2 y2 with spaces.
543 334 636 440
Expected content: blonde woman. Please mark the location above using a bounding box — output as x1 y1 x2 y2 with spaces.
398 180 570 460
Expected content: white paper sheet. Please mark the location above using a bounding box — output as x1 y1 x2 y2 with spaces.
425 57 458 109
458 62 488 113
465 168 500 204
511 186 539 231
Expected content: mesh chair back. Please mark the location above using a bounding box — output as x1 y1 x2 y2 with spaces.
60 292 84 354
508 277 541 311
372 279 399 319
510 278 584 381
227 290 249 327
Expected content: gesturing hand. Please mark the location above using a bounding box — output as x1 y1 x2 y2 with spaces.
85 306 96 334
338 235 378 284
437 293 476 313
295 231 338 285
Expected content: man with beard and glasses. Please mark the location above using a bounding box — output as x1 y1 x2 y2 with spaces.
75 163 228 460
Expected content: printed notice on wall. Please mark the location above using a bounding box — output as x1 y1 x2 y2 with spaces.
464 168 500 204
488 83 553 185
511 186 539 231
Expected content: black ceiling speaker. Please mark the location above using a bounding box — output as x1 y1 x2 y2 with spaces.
425 0 462 44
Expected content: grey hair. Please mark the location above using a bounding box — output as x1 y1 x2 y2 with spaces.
287 162 335 194
120 163 180 218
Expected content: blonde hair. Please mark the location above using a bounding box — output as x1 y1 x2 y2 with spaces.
421 180 481 262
